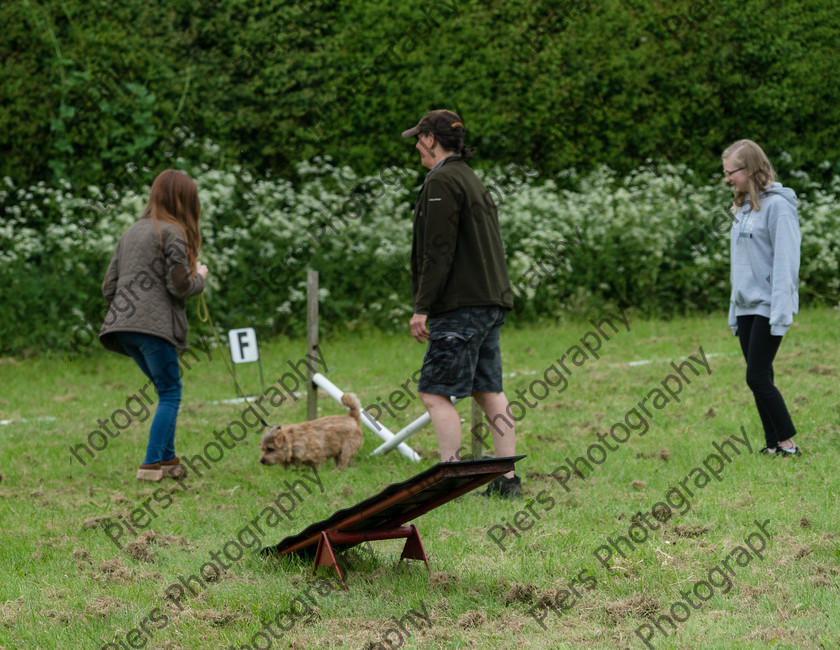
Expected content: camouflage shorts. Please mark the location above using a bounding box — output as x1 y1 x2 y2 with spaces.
418 306 506 398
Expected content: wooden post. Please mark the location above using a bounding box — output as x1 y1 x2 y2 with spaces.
471 398 484 460
306 270 319 420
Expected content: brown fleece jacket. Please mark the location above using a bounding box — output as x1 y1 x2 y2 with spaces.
99 218 204 354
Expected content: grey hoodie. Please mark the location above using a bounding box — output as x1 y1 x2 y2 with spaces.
728 182 800 336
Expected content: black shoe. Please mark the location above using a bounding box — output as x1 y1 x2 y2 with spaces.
480 475 521 499
759 445 778 456
777 444 802 458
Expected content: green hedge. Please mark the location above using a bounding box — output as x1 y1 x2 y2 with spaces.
2 159 838 355
3 0 840 189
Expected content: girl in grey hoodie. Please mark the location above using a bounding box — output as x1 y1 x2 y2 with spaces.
722 140 801 457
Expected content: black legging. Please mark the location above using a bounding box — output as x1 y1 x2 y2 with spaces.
736 315 797 447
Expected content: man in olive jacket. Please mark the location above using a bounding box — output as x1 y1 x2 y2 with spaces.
402 109 520 498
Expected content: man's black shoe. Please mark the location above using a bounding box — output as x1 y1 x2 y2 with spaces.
479 475 521 499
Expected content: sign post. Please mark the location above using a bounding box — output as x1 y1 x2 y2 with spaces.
227 326 265 397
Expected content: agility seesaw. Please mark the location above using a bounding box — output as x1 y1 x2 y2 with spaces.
261 455 525 588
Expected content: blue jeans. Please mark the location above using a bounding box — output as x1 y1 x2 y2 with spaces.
114 332 181 465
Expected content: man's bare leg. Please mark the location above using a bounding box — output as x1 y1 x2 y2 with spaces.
419 392 462 462
473 391 515 478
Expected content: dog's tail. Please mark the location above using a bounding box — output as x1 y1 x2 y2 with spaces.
341 392 361 423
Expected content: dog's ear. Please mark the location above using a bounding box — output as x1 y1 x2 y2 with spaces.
260 428 277 447
274 428 292 463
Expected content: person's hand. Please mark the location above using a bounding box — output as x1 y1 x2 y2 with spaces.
197 262 209 279
410 313 429 343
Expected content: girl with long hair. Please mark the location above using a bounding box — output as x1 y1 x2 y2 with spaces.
99 169 209 480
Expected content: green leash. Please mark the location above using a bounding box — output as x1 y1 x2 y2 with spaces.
197 293 270 428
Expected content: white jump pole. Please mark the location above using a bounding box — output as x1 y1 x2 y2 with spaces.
311 372 421 462
370 397 463 456
371 412 431 456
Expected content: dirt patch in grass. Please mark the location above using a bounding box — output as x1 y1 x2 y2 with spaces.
634 448 670 461
503 582 536 604
429 571 461 592
437 528 455 540
602 593 659 625
138 529 190 548
457 610 487 628
741 584 775 600
125 539 156 563
118 529 191 564
179 608 242 627
671 524 710 538
497 613 528 634
746 625 808 646
82 516 110 529
502 581 586 615
0 596 25 629
97 557 133 583
72 547 92 569
44 609 73 625
812 565 839 587
85 596 127 617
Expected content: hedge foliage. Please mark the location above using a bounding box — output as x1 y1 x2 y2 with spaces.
3 0 840 189
4 0 840 354
2 156 839 355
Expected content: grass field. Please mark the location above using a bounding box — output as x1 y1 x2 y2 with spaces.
1 306 838 649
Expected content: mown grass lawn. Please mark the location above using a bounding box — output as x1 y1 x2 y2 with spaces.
1 306 838 650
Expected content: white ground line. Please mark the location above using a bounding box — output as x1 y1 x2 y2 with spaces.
613 351 736 368
1 416 57 426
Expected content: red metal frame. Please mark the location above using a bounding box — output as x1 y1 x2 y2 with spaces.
313 523 429 589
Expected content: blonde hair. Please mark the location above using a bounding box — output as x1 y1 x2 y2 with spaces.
721 139 776 212
141 169 202 273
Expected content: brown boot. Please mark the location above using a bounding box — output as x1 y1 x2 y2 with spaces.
160 457 186 478
137 463 164 481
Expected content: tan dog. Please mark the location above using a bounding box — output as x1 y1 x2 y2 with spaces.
259 392 363 470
